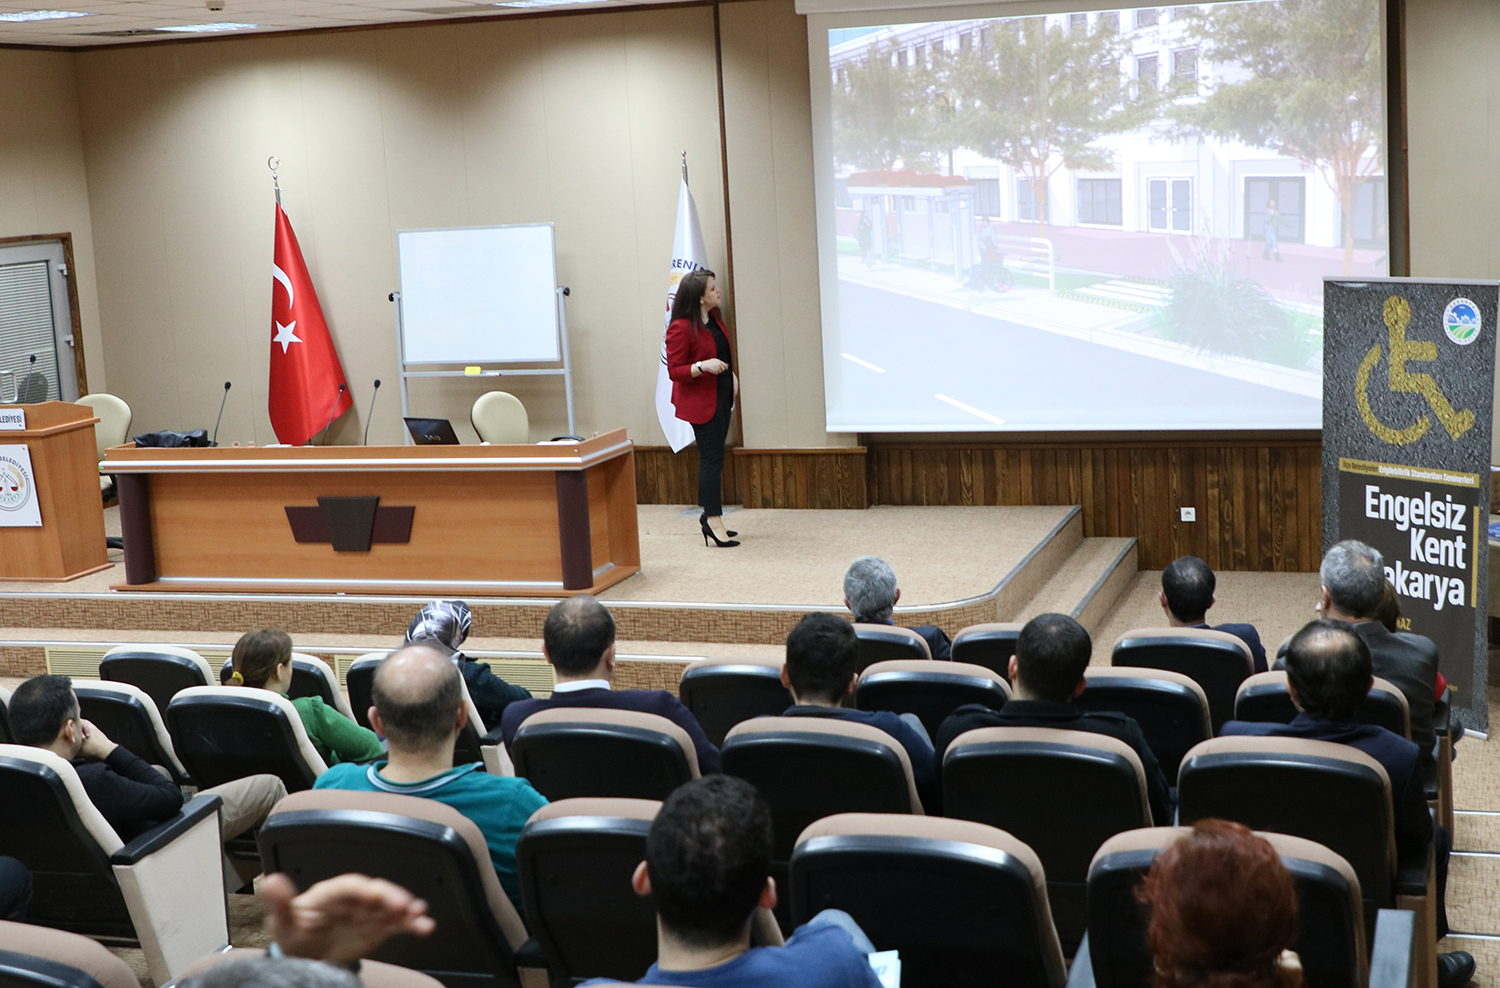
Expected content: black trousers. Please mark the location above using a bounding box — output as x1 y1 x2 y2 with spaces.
0 856 32 921
692 399 732 517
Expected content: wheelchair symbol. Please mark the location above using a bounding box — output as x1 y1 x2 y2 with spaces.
1355 296 1474 445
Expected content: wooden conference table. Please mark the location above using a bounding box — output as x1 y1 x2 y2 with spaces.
102 429 639 596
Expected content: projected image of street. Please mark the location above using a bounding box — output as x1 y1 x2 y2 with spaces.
821 0 1385 431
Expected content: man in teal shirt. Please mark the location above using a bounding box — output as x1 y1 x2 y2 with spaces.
315 643 547 910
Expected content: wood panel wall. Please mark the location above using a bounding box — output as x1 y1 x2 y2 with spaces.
633 440 1323 571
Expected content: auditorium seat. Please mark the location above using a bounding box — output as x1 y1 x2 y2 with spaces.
73 393 131 498
256 789 544 988
0 745 228 986
217 653 354 721
854 659 1009 737
1074 667 1211 775
515 798 660 983
345 651 389 729
510 708 698 801
950 622 1024 676
1084 827 1390 988
471 391 529 445
1177 736 1436 983
852 624 930 671
99 645 214 721
0 685 12 744
1233 671 1412 738
0 919 140 988
166 686 328 792
678 656 791 747
176 947 445 988
74 681 191 786
941 726 1153 948
790 814 1066 988
1110 628 1254 732
345 650 496 771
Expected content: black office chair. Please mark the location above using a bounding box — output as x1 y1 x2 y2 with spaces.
0 686 13 745
345 651 389 729
678 656 791 747
851 624 930 672
1233 671 1411 738
218 653 353 720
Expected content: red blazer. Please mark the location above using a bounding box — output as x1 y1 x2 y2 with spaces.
665 309 731 425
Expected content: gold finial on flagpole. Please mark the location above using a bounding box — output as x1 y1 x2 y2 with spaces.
681 150 688 185
268 155 282 205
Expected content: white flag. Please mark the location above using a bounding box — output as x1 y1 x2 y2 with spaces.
656 177 708 453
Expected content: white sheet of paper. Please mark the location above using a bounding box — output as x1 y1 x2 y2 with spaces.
868 950 900 988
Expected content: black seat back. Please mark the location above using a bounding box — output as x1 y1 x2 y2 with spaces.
0 688 12 744
854 661 1009 738
516 799 659 983
789 815 1067 988
73 684 188 786
99 649 210 721
511 710 695 801
0 751 132 940
1075 668 1211 775
166 688 324 792
941 727 1152 948
345 654 386 730
678 658 791 747
217 656 340 710
950 623 1023 677
1234 672 1412 738
852 624 929 672
1110 629 1253 732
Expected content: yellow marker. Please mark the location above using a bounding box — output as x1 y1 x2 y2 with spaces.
464 366 481 376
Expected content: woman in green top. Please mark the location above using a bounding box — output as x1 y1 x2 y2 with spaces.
226 628 385 766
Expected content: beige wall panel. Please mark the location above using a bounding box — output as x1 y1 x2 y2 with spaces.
0 50 103 395
721 0 848 448
1405 0 1500 459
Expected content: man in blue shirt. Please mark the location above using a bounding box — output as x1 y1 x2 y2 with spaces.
1159 555 1268 673
778 611 937 810
315 644 547 911
592 775 880 988
1220 619 1472 988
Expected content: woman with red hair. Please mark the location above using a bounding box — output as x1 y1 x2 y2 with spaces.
1139 820 1303 988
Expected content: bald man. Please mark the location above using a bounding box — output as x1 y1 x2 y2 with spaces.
314 644 547 910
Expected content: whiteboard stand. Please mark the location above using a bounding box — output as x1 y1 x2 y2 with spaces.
391 286 575 442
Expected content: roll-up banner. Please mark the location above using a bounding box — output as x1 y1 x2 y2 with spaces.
1323 278 1497 732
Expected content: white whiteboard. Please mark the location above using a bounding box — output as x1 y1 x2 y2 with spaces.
397 223 560 364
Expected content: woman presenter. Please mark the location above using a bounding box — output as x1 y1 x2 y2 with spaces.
665 269 739 547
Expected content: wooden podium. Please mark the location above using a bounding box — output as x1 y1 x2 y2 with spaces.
101 429 640 596
0 402 109 581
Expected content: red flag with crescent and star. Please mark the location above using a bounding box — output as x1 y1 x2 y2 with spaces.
269 203 351 445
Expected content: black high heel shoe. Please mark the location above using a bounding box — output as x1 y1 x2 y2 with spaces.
700 513 740 547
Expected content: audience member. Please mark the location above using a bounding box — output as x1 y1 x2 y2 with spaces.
314 644 547 910
1159 555 1268 673
181 957 361 988
778 612 936 809
1375 580 1452 711
500 595 721 772
843 556 951 660
1222 619 1471 988
934 613 1171 824
1138 819 1303 988
406 600 532 729
0 857 31 921
224 629 384 767
9 674 287 888
1302 541 1443 755
590 775 881 988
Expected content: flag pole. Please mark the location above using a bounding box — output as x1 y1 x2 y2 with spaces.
267 155 281 206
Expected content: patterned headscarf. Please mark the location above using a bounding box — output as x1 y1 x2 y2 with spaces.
406 599 472 652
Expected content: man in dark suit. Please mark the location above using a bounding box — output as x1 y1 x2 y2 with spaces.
843 556 950 660
1159 555 1267 673
1221 619 1470 988
1309 540 1441 756
777 612 937 809
500 595 721 773
933 613 1171 825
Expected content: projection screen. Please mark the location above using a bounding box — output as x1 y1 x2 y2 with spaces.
809 0 1389 432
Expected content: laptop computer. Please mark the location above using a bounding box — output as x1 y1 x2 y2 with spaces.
403 417 461 445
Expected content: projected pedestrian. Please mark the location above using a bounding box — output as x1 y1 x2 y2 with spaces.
1263 199 1282 262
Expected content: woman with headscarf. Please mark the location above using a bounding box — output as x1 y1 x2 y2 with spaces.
406 600 532 729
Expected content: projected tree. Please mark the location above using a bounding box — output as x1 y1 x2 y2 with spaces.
832 42 945 171
1178 0 1383 273
949 17 1152 235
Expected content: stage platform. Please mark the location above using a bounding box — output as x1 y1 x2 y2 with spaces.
0 503 1138 690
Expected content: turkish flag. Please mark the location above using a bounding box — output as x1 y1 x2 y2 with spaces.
269 203 352 445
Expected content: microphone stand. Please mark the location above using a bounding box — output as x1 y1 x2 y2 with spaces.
319 384 346 445
363 379 381 446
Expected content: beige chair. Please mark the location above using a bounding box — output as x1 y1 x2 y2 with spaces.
0 745 228 986
678 656 792 747
511 708 699 800
74 680 191 785
851 623 931 672
167 685 329 792
0 919 140 988
950 622 1025 676
471 392 529 445
178 947 446 988
1110 627 1255 731
74 394 131 494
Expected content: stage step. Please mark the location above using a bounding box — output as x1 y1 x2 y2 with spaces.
1009 537 1138 633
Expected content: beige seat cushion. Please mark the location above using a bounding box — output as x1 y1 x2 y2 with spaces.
859 659 1011 695
725 716 923 814
0 919 139 988
526 797 661 826
515 707 700 778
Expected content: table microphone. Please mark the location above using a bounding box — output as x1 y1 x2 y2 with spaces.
210 382 231 447
320 383 346 445
363 379 381 446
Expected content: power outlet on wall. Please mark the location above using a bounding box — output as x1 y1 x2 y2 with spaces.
1180 507 1197 522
